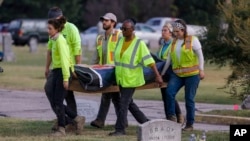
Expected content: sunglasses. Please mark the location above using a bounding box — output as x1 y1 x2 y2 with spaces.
120 27 132 31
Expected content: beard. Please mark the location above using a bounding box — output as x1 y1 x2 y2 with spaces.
103 24 111 30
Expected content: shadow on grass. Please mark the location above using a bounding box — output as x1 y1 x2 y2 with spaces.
0 118 229 141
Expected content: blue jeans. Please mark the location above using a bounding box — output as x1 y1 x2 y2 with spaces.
166 73 200 125
161 66 182 118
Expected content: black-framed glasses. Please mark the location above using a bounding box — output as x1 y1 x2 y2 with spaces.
120 27 132 31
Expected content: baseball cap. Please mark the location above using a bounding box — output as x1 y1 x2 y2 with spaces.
100 13 117 22
48 7 63 19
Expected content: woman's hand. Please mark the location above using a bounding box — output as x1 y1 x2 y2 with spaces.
63 81 69 90
72 71 78 78
155 75 163 87
199 70 205 80
45 68 50 78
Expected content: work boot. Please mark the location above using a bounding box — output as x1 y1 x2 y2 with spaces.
108 131 126 136
167 115 177 122
74 116 85 135
90 119 104 128
182 124 193 131
49 126 66 137
51 119 58 131
65 123 76 132
177 114 185 125
125 123 129 128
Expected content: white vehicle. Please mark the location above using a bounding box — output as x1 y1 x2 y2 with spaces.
145 17 207 40
80 26 98 50
116 23 161 48
145 17 179 32
81 23 162 49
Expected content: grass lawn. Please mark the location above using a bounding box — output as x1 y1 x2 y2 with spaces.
203 109 250 117
0 45 240 104
0 118 229 141
0 45 236 141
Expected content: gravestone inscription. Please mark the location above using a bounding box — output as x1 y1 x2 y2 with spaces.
137 119 181 141
76 99 99 123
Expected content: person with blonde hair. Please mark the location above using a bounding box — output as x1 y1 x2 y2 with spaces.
158 23 184 124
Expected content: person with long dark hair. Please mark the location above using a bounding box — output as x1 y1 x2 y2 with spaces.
45 6 84 132
47 17 85 137
161 19 205 131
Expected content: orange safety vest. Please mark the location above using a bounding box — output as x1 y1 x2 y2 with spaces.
96 30 120 65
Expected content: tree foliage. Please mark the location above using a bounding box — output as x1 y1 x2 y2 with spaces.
173 0 219 25
0 0 175 30
0 0 83 29
82 0 174 26
204 0 250 100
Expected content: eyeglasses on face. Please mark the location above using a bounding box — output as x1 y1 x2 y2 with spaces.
120 27 132 31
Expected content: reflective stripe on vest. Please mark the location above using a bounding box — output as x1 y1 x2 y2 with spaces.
114 37 155 87
114 39 142 69
158 43 171 60
96 30 120 64
172 65 199 74
171 36 199 77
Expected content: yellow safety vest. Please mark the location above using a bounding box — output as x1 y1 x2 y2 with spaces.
158 40 172 60
96 30 120 65
170 36 199 77
114 37 155 87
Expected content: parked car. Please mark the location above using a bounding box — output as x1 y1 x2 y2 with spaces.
8 19 48 46
116 23 161 48
81 23 161 49
80 26 98 50
145 17 179 32
145 17 207 40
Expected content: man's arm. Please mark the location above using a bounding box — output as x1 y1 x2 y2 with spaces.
70 24 82 64
75 55 81 64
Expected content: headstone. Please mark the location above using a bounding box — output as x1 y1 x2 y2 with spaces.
29 37 38 53
241 95 250 109
137 119 181 141
2 33 15 62
75 99 99 123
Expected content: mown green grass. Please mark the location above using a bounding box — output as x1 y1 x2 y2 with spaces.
0 118 229 141
0 45 46 91
0 45 240 104
0 45 233 140
203 109 250 117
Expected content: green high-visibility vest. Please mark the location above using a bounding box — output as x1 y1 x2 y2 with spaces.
158 41 171 60
114 37 155 87
170 36 199 77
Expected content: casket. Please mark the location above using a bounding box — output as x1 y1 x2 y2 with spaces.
69 53 167 93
